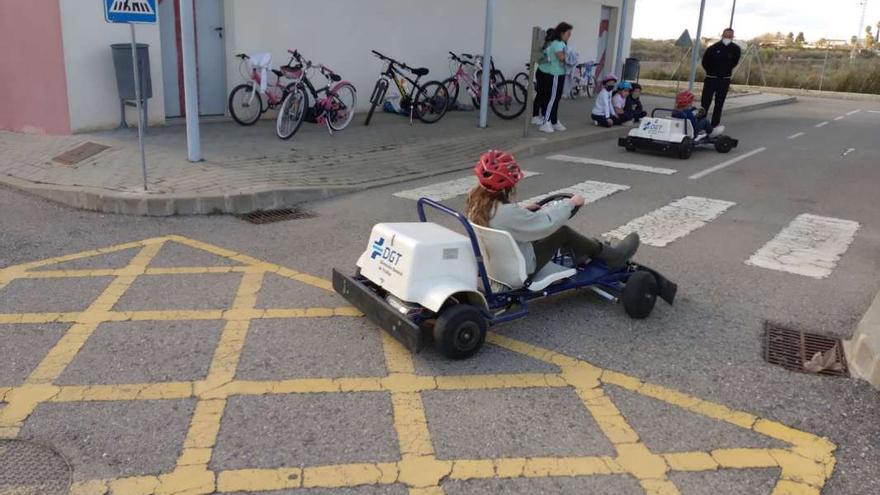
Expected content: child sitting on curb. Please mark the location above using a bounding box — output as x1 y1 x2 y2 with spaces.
624 83 648 123
591 74 619 127
612 82 633 124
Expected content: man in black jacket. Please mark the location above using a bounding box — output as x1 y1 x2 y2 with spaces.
701 28 741 127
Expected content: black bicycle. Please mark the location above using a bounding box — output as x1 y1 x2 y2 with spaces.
364 50 448 126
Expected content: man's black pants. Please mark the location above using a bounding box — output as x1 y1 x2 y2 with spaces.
701 76 731 127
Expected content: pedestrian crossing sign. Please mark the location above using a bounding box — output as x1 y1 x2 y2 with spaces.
104 0 157 24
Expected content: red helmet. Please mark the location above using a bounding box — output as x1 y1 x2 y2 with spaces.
474 150 523 192
676 90 695 107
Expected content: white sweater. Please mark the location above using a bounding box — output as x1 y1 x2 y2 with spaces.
489 202 573 274
591 88 613 119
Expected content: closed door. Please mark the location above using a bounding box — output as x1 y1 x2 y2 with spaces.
195 0 226 115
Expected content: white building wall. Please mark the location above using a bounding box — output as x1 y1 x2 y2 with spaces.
59 0 165 132
224 0 632 111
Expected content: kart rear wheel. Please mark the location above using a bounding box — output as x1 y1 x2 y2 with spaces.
623 271 658 319
677 137 693 159
433 304 487 359
714 136 734 153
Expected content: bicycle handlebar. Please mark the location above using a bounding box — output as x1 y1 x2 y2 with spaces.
235 53 249 60
372 49 421 74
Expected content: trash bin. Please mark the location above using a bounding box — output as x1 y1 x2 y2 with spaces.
111 43 151 128
622 57 640 82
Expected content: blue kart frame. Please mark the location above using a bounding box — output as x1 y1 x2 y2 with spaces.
332 198 677 356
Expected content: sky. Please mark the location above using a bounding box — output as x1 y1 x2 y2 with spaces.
632 0 880 41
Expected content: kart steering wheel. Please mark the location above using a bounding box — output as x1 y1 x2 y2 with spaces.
535 193 581 218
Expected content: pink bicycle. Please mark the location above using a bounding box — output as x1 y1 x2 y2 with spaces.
228 52 303 126
442 52 526 119
275 50 357 140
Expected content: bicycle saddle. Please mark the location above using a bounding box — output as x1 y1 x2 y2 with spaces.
411 67 429 76
271 69 284 78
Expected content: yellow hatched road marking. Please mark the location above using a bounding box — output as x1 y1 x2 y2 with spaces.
1 236 837 494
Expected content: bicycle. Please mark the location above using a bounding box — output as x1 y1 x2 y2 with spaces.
569 61 597 99
364 50 448 126
442 52 526 120
228 52 303 126
276 50 357 140
512 63 532 104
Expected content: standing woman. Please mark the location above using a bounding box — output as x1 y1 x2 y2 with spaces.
531 22 573 133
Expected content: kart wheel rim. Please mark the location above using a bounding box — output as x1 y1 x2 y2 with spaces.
454 322 480 350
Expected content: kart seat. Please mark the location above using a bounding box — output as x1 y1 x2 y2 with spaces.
471 224 576 292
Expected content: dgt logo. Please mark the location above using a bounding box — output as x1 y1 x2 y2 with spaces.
370 237 404 265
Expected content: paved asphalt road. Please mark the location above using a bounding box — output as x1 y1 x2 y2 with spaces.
1 97 878 495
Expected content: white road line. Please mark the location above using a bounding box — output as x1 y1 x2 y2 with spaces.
842 148 855 157
605 196 736 248
688 147 767 180
546 154 677 175
815 121 829 128
746 214 860 279
834 116 845 121
846 109 862 116
393 171 540 201
522 180 630 205
787 132 805 140
868 110 880 114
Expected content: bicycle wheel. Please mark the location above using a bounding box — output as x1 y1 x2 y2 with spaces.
489 80 527 120
364 79 389 126
584 77 595 98
513 72 529 104
414 81 449 124
275 86 308 140
228 84 263 126
327 83 357 131
442 77 459 110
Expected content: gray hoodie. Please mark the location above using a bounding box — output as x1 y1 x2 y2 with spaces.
488 201 573 274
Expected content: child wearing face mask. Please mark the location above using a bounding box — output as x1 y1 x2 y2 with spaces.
591 74 620 127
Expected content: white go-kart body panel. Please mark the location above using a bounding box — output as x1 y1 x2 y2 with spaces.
628 116 693 143
357 223 487 313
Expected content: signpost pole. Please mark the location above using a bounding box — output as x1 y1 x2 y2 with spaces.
523 27 543 138
179 0 201 161
130 23 149 191
479 0 496 129
688 0 707 91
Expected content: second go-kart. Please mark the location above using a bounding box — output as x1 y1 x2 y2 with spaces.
332 195 677 360
618 108 738 159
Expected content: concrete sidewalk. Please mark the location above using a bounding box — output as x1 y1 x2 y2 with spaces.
0 92 794 216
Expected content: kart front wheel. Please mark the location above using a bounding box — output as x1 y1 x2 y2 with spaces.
433 304 487 359
677 137 694 159
622 271 658 319
714 136 734 153
624 138 637 152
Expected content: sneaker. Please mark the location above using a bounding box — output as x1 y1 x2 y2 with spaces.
531 116 544 125
709 125 725 138
553 122 567 131
695 131 707 142
538 122 555 133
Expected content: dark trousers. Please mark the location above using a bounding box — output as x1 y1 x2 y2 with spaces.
701 77 730 127
532 226 602 275
533 70 565 124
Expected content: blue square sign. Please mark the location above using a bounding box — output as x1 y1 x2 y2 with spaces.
104 0 157 24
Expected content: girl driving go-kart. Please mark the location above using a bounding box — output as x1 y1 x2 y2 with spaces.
465 150 640 275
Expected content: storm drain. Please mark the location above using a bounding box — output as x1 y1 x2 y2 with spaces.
237 208 317 224
52 142 110 166
0 440 72 495
764 322 849 377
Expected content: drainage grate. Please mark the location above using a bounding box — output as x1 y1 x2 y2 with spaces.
0 440 72 495
52 142 110 166
764 322 849 377
237 208 317 224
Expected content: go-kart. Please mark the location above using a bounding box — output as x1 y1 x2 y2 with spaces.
332 195 677 359
618 108 738 159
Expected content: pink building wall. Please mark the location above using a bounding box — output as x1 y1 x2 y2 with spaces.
0 0 71 134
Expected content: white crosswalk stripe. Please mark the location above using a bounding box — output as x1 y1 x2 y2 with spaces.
746 214 859 279
521 180 630 205
605 196 736 247
393 171 540 201
546 154 677 175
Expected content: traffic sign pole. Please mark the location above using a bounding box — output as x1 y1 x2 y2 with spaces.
130 23 149 191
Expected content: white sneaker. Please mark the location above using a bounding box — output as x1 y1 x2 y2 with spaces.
531 116 544 125
710 125 725 137
538 122 555 133
553 122 567 131
695 131 707 142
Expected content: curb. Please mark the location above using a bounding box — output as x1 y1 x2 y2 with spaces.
844 289 880 389
0 96 792 217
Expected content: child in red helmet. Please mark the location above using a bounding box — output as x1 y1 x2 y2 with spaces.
672 90 724 141
465 150 639 275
